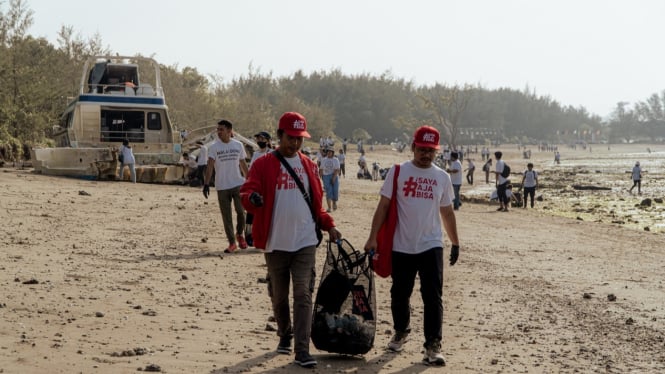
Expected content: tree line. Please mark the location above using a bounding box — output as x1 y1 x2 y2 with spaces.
2 0 663 161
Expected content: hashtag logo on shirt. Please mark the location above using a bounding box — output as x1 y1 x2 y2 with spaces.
403 176 418 197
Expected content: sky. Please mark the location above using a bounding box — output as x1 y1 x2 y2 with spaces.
23 0 665 118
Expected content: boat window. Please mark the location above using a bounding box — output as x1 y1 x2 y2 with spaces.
147 112 162 130
100 110 145 143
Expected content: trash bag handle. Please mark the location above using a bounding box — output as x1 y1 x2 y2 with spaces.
329 239 369 274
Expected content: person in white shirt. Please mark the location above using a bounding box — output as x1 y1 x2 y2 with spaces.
629 161 642 194
337 149 346 178
195 141 208 183
240 111 341 368
364 125 459 366
493 151 510 212
520 162 539 208
446 152 463 210
117 139 136 183
250 131 272 165
180 152 198 181
319 148 341 212
203 119 249 253
464 159 475 185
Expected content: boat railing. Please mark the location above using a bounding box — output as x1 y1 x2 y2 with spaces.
87 83 159 97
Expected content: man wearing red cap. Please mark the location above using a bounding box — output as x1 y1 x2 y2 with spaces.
240 112 342 368
364 125 460 366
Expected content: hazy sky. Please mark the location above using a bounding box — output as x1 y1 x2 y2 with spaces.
24 0 665 117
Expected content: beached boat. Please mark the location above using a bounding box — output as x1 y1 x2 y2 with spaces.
31 56 184 182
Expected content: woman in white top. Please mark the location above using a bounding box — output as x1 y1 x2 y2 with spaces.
118 139 136 183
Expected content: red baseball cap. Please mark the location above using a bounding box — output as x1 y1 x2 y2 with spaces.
413 126 441 149
278 112 311 138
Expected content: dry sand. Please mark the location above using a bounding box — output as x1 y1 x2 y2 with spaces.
1 145 664 373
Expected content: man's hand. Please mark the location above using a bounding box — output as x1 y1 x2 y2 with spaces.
328 227 342 242
202 184 210 199
249 192 264 207
450 244 459 266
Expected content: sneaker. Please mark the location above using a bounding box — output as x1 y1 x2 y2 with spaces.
245 233 253 247
332 201 337 210
224 243 238 253
387 329 410 352
423 341 445 366
236 234 248 249
294 351 317 368
276 336 292 354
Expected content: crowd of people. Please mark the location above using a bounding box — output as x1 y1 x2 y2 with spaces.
182 114 460 368
111 117 650 369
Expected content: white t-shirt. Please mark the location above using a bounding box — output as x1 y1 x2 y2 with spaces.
181 156 197 169
380 161 454 255
119 145 135 164
250 148 270 166
197 145 208 166
266 156 318 253
320 157 340 176
496 159 508 184
449 159 463 185
523 169 538 188
208 139 247 190
337 153 346 164
632 166 641 180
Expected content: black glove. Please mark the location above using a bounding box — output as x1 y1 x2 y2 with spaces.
249 192 263 207
202 184 210 199
450 244 459 266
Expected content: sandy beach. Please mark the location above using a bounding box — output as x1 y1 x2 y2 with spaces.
1 144 665 373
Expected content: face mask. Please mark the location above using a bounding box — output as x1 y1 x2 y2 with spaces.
257 141 267 149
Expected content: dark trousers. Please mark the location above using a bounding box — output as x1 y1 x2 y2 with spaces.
523 186 536 207
391 247 444 345
265 246 317 353
196 165 206 182
452 184 461 209
216 186 245 244
466 169 474 184
497 181 509 207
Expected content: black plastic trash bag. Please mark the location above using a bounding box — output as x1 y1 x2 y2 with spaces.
311 239 376 355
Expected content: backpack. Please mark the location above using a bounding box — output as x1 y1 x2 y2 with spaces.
501 163 511 178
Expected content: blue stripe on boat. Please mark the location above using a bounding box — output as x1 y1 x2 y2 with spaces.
78 95 165 105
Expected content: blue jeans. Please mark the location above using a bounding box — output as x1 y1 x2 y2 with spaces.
322 174 339 201
118 163 136 183
453 184 461 209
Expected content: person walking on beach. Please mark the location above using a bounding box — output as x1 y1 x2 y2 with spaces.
117 139 136 183
446 152 463 210
629 161 642 194
464 158 475 185
240 112 342 368
203 119 249 253
482 158 492 184
364 125 460 366
337 148 346 178
493 151 510 212
520 162 538 208
320 148 341 212
195 141 208 185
